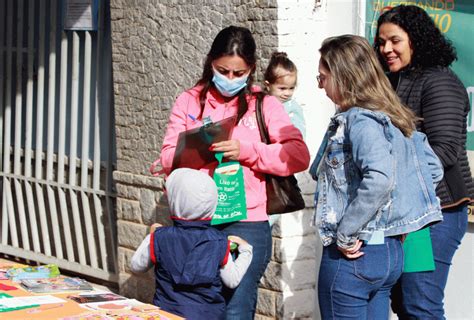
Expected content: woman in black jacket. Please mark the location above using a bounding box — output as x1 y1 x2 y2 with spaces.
374 5 474 319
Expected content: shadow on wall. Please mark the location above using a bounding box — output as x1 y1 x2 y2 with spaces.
260 172 322 319
121 266 156 304
119 191 171 304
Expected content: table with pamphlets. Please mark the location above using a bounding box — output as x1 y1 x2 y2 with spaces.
0 262 184 320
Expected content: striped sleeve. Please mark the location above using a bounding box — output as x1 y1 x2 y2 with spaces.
420 71 468 167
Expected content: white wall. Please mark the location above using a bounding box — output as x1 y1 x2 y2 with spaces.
275 1 363 318
445 225 474 320
276 0 364 154
276 0 365 156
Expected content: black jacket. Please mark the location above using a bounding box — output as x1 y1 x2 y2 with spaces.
390 66 474 208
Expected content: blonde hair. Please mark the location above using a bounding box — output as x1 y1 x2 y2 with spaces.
319 35 417 136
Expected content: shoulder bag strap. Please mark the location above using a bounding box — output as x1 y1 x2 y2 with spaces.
255 92 270 144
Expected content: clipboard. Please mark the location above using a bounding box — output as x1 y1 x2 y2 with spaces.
171 115 237 170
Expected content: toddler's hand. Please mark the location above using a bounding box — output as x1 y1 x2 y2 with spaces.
228 235 248 247
150 223 163 233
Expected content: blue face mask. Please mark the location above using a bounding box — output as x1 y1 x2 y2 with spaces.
212 68 249 97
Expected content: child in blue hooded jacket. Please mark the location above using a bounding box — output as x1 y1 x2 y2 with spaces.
131 168 253 320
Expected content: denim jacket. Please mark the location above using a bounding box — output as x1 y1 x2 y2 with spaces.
310 107 443 249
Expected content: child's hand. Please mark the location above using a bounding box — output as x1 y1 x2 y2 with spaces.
228 235 248 247
150 223 163 233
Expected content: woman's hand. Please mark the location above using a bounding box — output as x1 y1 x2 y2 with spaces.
211 139 240 161
338 240 364 259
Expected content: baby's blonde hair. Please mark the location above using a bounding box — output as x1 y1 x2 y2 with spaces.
264 52 297 84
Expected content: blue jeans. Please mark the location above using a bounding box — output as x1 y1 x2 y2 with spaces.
216 221 272 320
318 237 403 319
391 205 468 319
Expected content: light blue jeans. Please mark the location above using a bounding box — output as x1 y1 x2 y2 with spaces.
391 204 468 319
216 221 272 320
318 237 403 319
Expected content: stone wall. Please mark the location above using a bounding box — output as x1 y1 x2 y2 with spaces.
245 170 316 319
111 0 278 175
109 0 309 318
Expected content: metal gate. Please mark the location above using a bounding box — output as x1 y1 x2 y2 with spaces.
0 0 117 282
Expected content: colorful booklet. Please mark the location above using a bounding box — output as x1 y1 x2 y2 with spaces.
6 264 60 281
79 299 163 317
20 276 93 293
59 313 114 320
0 293 39 313
60 311 166 320
0 294 63 312
67 292 126 304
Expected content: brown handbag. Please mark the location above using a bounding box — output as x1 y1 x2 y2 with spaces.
255 93 305 214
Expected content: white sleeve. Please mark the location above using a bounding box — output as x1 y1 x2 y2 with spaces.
130 234 154 273
220 243 253 289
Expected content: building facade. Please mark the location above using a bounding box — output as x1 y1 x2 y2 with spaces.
1 0 472 319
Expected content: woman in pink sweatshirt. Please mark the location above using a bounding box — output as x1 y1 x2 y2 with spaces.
158 26 309 319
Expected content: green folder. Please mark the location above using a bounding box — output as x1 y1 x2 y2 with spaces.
403 227 436 273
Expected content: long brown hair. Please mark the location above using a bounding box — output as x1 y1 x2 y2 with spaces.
196 26 256 122
320 35 417 136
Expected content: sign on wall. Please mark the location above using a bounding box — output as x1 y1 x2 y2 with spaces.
64 0 99 31
365 1 474 150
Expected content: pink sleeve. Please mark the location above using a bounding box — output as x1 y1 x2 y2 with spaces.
158 92 194 176
239 95 310 176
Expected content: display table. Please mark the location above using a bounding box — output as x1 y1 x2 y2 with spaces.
0 262 184 320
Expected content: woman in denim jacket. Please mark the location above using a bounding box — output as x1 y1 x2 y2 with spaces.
311 35 443 319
